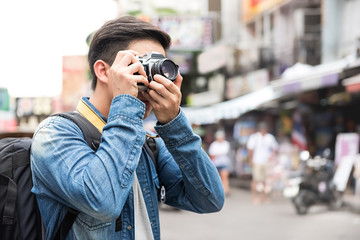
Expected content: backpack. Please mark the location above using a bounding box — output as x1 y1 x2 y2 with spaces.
0 112 159 240
0 137 42 240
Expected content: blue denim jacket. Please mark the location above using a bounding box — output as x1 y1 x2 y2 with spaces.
30 95 224 240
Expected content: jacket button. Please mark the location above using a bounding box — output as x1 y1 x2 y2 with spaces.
127 225 132 231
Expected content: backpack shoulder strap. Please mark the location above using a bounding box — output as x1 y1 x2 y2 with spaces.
143 135 166 202
144 135 159 171
1 175 17 226
54 112 101 151
52 112 101 240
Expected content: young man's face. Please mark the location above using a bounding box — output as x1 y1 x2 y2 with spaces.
127 39 166 119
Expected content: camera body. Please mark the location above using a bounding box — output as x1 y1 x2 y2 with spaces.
137 52 179 83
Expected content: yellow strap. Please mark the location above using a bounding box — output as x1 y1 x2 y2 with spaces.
76 99 106 134
76 98 158 139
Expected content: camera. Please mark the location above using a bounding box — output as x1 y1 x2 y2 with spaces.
136 52 179 91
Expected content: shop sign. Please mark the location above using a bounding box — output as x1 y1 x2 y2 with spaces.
62 56 90 110
0 88 9 111
242 0 288 23
226 76 247 99
0 118 17 132
197 44 229 74
334 155 356 192
154 16 213 50
226 69 269 99
16 97 53 129
166 52 194 74
187 91 223 108
342 74 360 93
333 133 359 191
335 133 359 166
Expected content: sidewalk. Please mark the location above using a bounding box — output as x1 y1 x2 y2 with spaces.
343 193 360 214
230 177 360 214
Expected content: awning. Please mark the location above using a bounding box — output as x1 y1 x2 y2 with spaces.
183 86 279 125
182 58 356 125
271 60 346 96
342 74 360 93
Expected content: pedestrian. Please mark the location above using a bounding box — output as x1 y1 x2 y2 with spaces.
30 16 224 240
247 122 278 204
209 130 231 196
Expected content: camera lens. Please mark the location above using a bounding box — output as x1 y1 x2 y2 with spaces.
153 59 178 81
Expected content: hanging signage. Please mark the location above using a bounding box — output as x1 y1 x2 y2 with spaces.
334 133 359 166
16 97 53 117
166 52 194 74
342 74 360 93
0 88 9 111
15 97 53 129
62 55 90 111
225 69 269 99
198 44 229 74
333 133 359 191
242 0 288 23
154 16 213 50
334 155 356 192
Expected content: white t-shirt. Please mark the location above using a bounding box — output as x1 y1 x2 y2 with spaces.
133 172 154 240
247 132 278 165
208 140 231 167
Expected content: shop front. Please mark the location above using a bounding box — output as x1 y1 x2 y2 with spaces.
183 59 360 193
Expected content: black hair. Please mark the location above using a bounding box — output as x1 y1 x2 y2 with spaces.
88 16 171 90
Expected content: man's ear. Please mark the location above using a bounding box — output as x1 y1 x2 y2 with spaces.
94 60 110 84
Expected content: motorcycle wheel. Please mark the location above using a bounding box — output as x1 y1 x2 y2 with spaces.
293 190 309 215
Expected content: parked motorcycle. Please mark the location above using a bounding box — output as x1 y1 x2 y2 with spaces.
283 149 343 215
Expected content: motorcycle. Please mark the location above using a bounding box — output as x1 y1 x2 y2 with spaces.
283 149 343 215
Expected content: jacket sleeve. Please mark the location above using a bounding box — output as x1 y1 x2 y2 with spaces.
154 109 225 213
30 95 146 221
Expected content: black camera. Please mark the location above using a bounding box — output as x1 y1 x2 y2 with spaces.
136 52 179 91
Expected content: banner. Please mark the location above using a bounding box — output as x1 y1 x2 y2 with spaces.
225 69 269 99
242 0 288 23
154 16 213 50
291 110 307 150
0 88 9 111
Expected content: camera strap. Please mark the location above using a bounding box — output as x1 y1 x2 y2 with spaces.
75 98 158 140
76 98 106 133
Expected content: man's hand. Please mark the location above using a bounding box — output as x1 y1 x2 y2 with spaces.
143 73 183 124
108 50 149 98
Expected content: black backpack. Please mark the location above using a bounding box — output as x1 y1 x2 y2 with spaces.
0 112 159 240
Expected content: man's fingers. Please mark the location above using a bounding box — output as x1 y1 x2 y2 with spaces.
150 75 178 94
115 50 138 67
127 61 147 78
173 73 183 89
132 74 149 86
114 50 147 78
146 81 180 106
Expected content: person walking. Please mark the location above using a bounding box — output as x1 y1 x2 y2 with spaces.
247 122 278 204
209 130 231 196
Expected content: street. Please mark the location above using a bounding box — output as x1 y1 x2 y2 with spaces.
159 185 360 240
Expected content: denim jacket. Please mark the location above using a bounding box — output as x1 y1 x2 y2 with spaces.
30 95 224 240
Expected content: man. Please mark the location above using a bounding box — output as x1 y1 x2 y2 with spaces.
247 122 278 204
30 16 224 240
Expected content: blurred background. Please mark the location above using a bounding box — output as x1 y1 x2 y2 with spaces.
1 0 360 239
